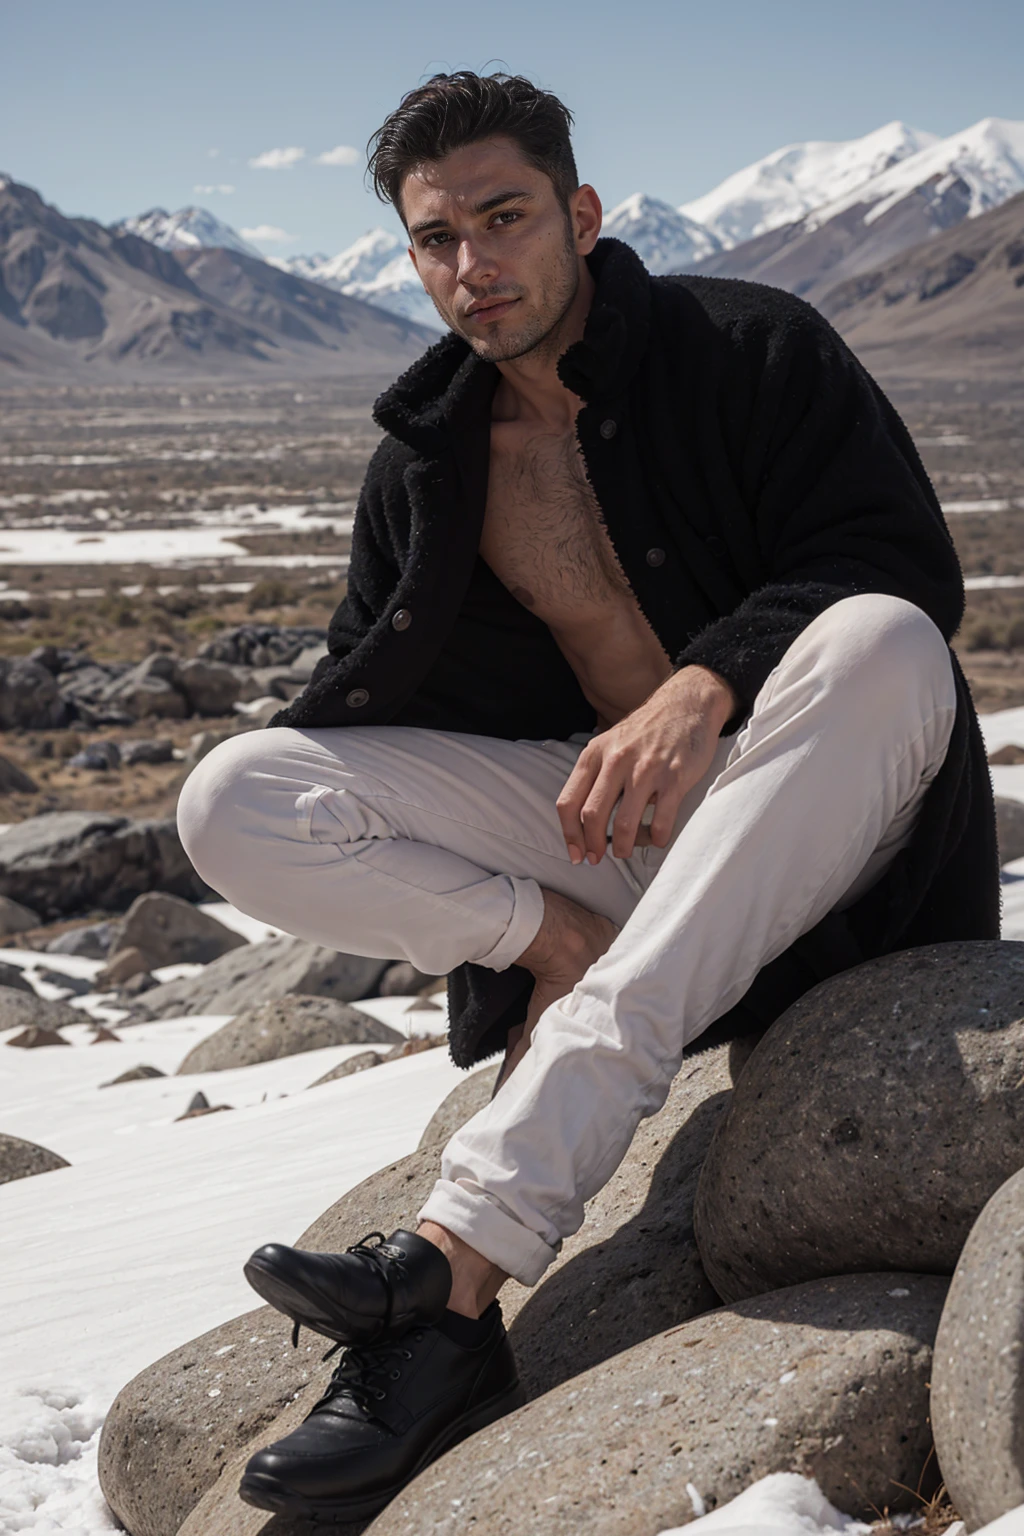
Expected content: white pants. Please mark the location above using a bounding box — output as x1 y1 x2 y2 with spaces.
178 594 956 1286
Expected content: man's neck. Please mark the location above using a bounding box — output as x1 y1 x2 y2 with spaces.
492 263 596 431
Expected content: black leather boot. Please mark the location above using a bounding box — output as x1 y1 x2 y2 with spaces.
244 1228 452 1346
238 1303 523 1522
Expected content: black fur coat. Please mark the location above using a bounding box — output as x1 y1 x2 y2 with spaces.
273 238 1001 1066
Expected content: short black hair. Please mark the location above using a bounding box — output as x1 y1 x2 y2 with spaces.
368 71 578 223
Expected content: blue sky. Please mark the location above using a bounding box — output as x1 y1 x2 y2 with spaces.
4 0 1022 258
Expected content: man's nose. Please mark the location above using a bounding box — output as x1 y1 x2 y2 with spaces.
456 238 499 287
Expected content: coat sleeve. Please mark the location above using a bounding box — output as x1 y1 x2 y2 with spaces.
675 298 964 711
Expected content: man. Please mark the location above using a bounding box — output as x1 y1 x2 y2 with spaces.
177 71 999 1523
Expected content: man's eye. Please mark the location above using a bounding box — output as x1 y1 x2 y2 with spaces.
422 232 451 248
493 211 521 226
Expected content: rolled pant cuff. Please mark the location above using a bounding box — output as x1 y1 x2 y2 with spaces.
418 1177 559 1288
471 875 545 972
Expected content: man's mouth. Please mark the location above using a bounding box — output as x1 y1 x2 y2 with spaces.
464 297 520 323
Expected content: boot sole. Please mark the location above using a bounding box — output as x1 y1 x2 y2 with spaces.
243 1253 374 1344
237 1379 526 1523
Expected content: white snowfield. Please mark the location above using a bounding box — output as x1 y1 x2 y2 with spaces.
2 709 1023 1533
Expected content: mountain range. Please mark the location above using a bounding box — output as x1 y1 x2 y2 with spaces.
0 179 437 378
2 112 1022 381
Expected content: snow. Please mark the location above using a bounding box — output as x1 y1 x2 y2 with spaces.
679 121 938 249
114 206 261 259
603 193 721 272
781 116 1024 236
278 227 446 332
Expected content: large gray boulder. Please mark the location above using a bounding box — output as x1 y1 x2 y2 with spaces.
0 656 68 729
0 1132 70 1185
418 1064 499 1149
0 811 208 919
98 1043 735 1536
137 934 391 1019
0 987 80 1031
370 1273 947 1536
695 940 1024 1302
0 893 41 936
177 658 243 717
0 961 35 994
110 892 246 969
176 996 401 1073
932 1164 1024 1529
101 654 187 719
997 796 1024 865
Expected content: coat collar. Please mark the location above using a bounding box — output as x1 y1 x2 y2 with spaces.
373 238 653 456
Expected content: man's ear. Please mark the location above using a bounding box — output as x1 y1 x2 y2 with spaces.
571 184 602 256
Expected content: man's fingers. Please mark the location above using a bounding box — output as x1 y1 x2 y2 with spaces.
609 784 655 861
579 765 630 864
556 754 600 864
648 780 686 848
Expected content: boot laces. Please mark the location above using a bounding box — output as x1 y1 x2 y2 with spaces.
288 1231 410 1350
313 1332 421 1417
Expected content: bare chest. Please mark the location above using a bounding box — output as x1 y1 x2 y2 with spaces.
480 426 631 621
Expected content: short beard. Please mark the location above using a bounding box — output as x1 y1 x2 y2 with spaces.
442 215 581 366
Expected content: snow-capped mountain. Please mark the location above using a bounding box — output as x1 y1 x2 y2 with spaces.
113 207 261 259
805 117 1024 231
679 121 938 249
602 194 721 272
277 228 443 332
284 228 404 288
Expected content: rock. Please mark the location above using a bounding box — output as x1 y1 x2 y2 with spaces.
290 644 329 681
120 970 157 997
29 644 62 675
110 892 247 969
0 755 39 793
991 745 1024 766
35 966 93 995
177 1103 233 1120
0 1132 69 1185
0 656 68 729
98 1044 735 1536
7 1025 72 1048
177 996 401 1074
102 1064 166 1086
308 1050 385 1086
386 1034 446 1059
96 946 151 987
184 727 240 769
0 811 208 919
68 739 121 771
198 624 327 669
0 987 79 1031
0 961 35 994
997 797 1024 864
185 1090 209 1112
694 940 1024 1303
139 935 391 1019
121 738 175 766
90 1026 121 1043
371 1273 947 1535
46 920 119 958
379 961 444 997
932 1164 1024 1529
0 893 42 936
102 653 187 719
417 1065 500 1147
177 658 243 717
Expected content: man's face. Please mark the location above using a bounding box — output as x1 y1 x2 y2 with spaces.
402 136 600 362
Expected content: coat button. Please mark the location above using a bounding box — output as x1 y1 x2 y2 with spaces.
646 547 666 567
346 688 370 708
599 419 617 440
706 535 727 557
391 608 412 631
